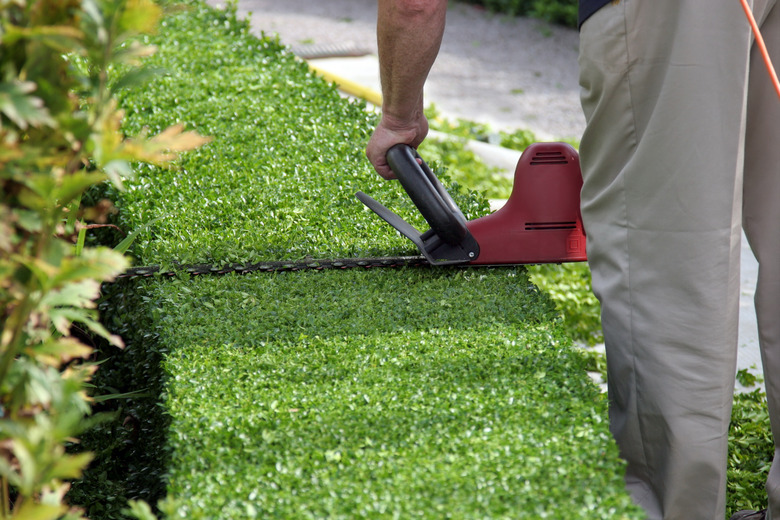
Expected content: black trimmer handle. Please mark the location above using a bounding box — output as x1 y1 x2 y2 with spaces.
386 144 468 246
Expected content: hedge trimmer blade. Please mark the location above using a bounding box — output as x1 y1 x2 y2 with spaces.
116 256 432 279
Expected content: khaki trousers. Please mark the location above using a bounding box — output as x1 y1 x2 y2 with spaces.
578 1 780 518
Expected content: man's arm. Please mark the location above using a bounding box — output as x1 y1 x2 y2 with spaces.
366 0 447 179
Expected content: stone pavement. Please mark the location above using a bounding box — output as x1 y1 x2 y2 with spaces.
206 0 765 393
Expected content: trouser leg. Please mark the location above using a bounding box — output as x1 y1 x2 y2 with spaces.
578 1 755 518
743 1 780 518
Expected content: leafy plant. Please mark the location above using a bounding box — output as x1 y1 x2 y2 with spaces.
0 0 207 517
736 368 764 389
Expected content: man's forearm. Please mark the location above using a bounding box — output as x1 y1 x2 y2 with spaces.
376 0 447 122
367 0 447 179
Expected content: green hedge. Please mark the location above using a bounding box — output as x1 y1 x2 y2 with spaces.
76 2 644 518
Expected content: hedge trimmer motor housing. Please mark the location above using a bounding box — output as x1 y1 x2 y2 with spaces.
356 142 587 266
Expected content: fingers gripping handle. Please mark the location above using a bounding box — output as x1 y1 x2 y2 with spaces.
356 144 479 264
385 144 468 246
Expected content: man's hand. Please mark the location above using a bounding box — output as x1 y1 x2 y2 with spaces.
367 0 447 179
366 111 429 179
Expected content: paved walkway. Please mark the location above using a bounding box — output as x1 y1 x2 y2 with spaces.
207 0 765 392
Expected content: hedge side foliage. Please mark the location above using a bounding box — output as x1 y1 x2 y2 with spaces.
79 1 644 518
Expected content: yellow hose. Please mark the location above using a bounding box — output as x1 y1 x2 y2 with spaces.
308 63 383 107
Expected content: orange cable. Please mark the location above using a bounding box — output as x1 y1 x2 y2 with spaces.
740 0 780 100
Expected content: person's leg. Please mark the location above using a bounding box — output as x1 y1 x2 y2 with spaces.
578 1 754 517
743 1 780 518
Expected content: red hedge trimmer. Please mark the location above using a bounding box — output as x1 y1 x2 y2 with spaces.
357 142 586 266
